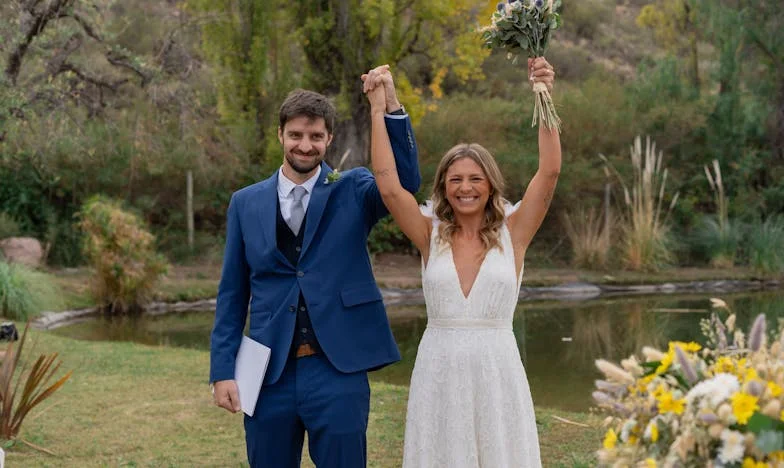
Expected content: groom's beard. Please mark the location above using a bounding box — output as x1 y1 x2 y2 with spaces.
285 151 323 174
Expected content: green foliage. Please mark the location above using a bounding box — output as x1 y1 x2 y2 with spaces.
0 213 19 240
0 262 62 320
560 0 612 39
691 216 743 268
78 196 169 315
0 322 72 441
746 217 784 276
368 216 413 255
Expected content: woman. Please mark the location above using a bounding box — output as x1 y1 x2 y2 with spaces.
364 58 560 467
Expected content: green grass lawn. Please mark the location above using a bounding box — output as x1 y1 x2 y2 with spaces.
4 331 602 467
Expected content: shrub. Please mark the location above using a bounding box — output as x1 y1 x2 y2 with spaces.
78 196 169 314
0 213 20 240
601 136 679 271
746 216 784 276
561 206 611 269
0 262 62 320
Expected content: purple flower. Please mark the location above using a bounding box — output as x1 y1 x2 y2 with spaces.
497 2 505 11
508 0 518 3
535 0 544 7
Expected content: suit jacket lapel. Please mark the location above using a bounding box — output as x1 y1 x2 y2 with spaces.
300 162 336 257
258 174 293 268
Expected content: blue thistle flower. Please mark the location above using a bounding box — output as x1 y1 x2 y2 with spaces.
535 0 544 7
497 2 505 11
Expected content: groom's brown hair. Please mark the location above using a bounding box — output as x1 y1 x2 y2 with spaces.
279 89 337 134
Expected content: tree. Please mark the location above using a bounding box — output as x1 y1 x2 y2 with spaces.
292 0 490 167
636 0 701 91
1 0 151 124
189 0 491 169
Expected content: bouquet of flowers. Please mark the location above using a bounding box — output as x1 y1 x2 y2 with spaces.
482 0 563 132
593 299 784 467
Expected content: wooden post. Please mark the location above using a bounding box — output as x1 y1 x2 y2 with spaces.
187 170 194 250
604 182 612 244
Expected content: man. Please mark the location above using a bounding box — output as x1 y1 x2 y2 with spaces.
210 66 420 467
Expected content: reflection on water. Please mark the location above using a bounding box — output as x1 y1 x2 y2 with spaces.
51 292 784 411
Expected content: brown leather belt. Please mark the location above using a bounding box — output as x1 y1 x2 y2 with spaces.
296 343 318 358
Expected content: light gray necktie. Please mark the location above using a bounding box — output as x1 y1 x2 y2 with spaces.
287 186 307 235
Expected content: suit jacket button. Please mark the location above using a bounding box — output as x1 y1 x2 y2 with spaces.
297 271 304 277
289 305 295 312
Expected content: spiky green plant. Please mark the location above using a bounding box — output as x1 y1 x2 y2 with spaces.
0 322 72 442
600 136 679 271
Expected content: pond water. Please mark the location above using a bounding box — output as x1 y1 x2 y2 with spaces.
51 291 784 412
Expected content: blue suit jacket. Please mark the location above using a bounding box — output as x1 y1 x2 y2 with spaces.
210 116 420 385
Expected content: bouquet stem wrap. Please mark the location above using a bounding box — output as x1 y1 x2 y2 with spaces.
531 80 561 132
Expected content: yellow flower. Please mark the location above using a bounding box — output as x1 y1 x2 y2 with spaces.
741 458 768 468
647 421 659 442
643 458 657 468
731 392 760 424
770 451 784 462
603 428 617 449
656 352 673 374
652 384 668 398
714 356 737 374
657 392 686 415
744 368 760 383
768 381 782 397
780 409 784 421
670 341 701 353
627 435 639 445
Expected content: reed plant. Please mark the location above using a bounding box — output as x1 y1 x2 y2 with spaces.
695 159 741 267
746 216 784 275
561 207 611 269
0 262 62 320
600 136 679 271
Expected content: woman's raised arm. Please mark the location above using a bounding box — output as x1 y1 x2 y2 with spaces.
366 82 431 256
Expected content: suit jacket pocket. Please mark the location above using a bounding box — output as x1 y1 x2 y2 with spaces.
248 305 271 330
340 282 383 308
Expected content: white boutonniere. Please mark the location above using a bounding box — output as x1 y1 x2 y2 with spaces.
324 149 350 184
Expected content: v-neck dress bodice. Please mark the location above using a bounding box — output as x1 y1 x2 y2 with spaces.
402 217 542 468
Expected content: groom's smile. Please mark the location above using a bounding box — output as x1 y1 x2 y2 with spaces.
278 115 333 182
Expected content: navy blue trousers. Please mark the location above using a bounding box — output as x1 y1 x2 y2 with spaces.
244 353 370 467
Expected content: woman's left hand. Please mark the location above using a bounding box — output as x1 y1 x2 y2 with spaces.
528 57 555 94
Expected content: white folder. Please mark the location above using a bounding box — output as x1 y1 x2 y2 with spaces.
235 335 271 416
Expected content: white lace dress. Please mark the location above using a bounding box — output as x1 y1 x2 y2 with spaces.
402 214 542 468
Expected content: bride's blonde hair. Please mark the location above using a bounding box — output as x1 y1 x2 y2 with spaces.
431 143 506 254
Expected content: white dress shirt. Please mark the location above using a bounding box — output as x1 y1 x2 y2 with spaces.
277 166 321 227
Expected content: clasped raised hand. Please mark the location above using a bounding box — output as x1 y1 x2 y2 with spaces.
361 64 402 113
528 57 556 94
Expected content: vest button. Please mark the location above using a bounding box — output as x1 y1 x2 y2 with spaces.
297 271 304 277
289 305 295 312
295 246 301 252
